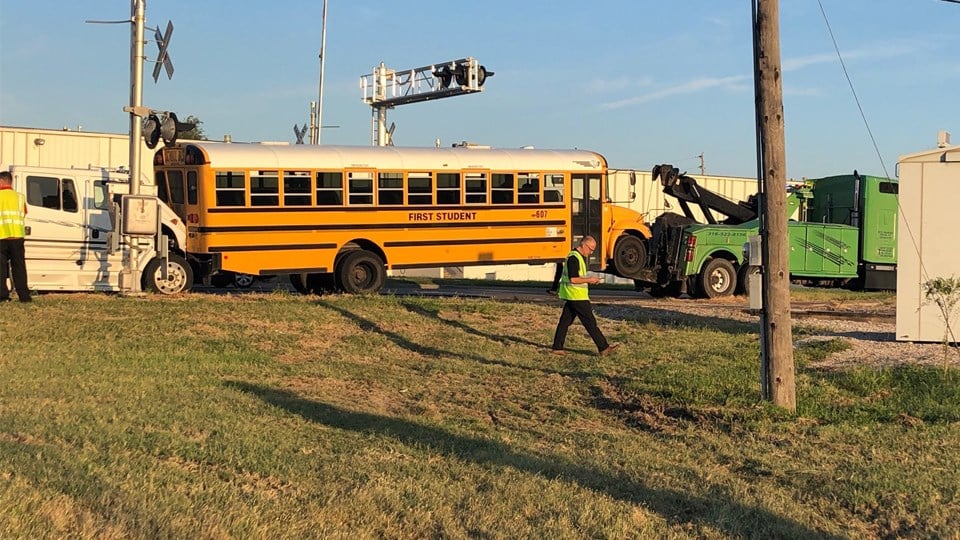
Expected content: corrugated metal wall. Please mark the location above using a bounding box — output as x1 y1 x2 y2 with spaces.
0 126 154 184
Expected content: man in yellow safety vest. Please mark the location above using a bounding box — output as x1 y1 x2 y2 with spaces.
0 171 31 302
550 235 617 355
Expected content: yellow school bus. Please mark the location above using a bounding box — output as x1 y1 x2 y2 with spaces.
153 141 651 293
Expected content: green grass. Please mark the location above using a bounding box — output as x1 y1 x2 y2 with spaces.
0 292 956 539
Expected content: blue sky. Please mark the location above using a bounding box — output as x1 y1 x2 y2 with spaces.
1 1 957 179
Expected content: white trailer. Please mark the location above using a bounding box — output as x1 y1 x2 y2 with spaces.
7 165 193 294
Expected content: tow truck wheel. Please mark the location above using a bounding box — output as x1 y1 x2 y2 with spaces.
142 254 194 295
699 258 737 298
613 235 647 277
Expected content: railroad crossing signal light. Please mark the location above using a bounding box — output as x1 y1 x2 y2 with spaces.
143 114 162 149
433 61 493 90
142 112 193 148
477 65 493 87
434 66 453 89
160 112 179 145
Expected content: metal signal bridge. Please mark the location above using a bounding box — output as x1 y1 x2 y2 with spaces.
361 57 493 146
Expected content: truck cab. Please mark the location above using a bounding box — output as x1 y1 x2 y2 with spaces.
6 165 193 294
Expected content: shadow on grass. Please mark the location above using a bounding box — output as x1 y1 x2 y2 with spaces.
315 300 598 377
597 305 758 335
399 300 548 350
228 381 836 539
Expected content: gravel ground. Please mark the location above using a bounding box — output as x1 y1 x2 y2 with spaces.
635 299 959 370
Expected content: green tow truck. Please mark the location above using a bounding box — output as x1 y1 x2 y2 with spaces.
631 166 898 298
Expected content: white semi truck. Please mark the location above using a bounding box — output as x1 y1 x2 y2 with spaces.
6 165 193 294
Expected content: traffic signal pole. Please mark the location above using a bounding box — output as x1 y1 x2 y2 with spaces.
125 0 146 293
754 0 796 411
128 0 145 198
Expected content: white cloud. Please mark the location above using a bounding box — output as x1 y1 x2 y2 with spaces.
584 76 654 94
596 39 922 111
600 75 750 109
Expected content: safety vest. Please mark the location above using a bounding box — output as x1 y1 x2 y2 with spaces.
0 189 27 239
558 250 590 301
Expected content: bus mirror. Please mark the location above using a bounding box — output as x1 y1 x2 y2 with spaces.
629 171 637 186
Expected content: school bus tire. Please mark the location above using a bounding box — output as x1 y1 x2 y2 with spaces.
613 234 647 277
210 273 233 288
233 273 256 288
699 257 736 298
336 250 386 294
289 273 310 294
290 273 337 295
142 254 194 295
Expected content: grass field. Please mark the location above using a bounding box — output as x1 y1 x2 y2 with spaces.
1 291 957 539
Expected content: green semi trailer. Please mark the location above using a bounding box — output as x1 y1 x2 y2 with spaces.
630 167 898 298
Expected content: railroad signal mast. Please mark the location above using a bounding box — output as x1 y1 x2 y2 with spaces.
361 57 494 146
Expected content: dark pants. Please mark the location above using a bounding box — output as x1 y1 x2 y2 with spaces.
0 238 31 302
552 299 608 352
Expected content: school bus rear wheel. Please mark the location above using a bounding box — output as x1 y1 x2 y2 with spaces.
336 250 386 294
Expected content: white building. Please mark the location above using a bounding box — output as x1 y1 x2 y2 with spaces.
0 125 154 184
896 132 959 342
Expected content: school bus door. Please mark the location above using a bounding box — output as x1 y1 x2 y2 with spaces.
570 173 603 270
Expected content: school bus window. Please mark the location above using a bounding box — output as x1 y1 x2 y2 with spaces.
518 173 540 204
408 172 432 205
215 171 246 206
167 170 186 205
348 171 373 205
492 173 514 204
187 171 198 204
250 170 279 207
284 170 312 206
465 172 488 204
378 172 404 206
437 173 460 205
544 173 564 202
316 171 343 206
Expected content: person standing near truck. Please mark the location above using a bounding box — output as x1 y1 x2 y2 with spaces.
550 236 617 355
0 171 31 302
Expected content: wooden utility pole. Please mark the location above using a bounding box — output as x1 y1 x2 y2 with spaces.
753 0 796 411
